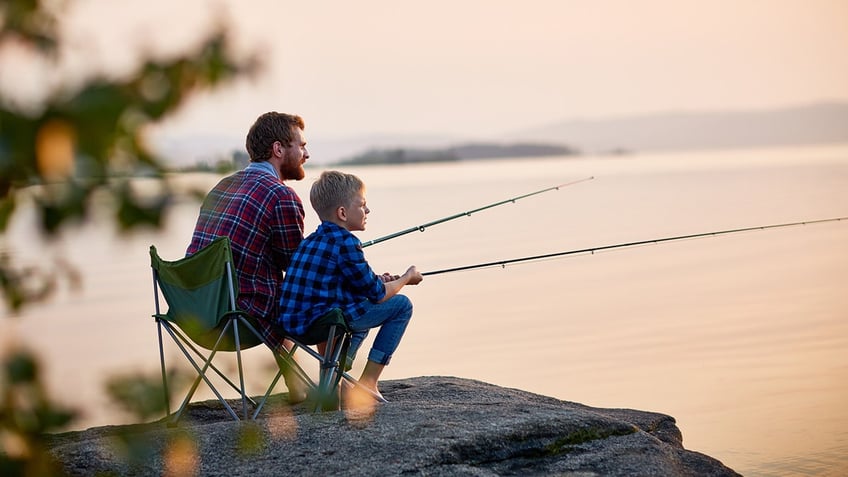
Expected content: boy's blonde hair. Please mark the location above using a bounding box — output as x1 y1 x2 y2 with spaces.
310 171 365 221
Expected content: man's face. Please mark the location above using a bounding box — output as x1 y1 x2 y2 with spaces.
278 127 308 181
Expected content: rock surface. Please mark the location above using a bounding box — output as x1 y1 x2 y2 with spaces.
46 376 740 476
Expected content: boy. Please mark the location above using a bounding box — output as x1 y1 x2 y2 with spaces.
278 170 423 400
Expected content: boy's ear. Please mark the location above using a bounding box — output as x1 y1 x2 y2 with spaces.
336 205 347 222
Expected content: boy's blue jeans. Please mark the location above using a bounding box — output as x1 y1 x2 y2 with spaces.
346 294 413 366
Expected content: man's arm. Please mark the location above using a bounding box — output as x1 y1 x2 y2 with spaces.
270 193 305 271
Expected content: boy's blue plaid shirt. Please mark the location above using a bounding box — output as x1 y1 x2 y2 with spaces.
278 221 386 336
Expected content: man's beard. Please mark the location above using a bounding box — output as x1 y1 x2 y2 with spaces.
279 156 305 181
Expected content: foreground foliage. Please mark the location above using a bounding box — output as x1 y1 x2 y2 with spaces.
1 0 257 474
0 0 257 311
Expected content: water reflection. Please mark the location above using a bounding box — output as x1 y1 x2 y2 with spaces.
3 145 848 476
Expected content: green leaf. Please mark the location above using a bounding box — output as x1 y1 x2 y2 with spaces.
5 351 37 384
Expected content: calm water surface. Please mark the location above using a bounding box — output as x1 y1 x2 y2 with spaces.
3 145 847 476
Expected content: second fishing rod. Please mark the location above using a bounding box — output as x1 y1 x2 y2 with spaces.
420 216 848 276
360 176 595 248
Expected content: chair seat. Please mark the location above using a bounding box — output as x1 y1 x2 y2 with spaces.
289 308 348 346
156 311 265 351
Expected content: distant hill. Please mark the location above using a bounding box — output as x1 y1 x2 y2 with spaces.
152 102 848 167
507 102 848 154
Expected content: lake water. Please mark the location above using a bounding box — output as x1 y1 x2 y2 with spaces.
3 145 847 476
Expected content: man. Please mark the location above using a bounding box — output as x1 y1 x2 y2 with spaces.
187 111 309 401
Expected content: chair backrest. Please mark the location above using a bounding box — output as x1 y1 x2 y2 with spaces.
150 236 262 351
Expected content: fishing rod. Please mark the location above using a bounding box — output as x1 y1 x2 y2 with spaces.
421 216 848 276
361 176 595 248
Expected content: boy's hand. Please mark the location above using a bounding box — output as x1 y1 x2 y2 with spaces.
380 272 400 282
403 265 424 285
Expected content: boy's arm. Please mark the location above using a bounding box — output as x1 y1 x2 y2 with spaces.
379 266 423 303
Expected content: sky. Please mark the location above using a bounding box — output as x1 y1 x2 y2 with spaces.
8 0 848 155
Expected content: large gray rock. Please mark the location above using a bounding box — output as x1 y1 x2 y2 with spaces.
46 376 740 476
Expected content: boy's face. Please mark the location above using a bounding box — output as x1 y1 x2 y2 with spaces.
342 189 369 232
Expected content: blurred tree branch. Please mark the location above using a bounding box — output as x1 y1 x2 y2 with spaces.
0 0 260 312
1 349 74 475
1 1 261 473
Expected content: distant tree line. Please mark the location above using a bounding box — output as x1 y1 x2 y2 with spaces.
336 147 459 166
174 150 249 174
336 141 578 166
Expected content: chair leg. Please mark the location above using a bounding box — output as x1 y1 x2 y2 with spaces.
315 327 336 411
233 320 248 419
162 322 240 424
313 326 353 412
153 273 172 417
165 320 259 400
235 317 317 418
278 344 317 390
156 320 171 416
172 326 258 408
252 368 284 420
252 344 321 419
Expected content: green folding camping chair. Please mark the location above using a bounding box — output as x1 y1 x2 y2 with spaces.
150 236 314 423
151 236 385 420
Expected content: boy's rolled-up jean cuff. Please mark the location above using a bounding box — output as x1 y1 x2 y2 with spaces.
367 349 392 366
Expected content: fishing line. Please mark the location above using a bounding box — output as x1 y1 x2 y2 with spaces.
421 216 848 276
361 176 594 248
